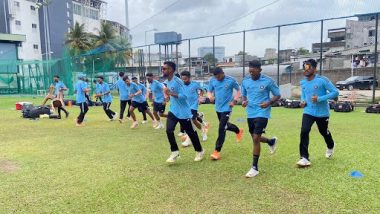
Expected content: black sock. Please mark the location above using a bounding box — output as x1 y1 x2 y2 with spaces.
267 138 274 146
252 155 260 170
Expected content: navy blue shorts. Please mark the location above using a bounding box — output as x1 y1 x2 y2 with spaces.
153 102 166 113
247 118 268 135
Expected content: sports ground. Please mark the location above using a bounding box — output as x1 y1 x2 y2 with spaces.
0 96 379 213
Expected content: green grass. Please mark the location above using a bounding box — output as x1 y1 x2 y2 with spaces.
0 96 379 213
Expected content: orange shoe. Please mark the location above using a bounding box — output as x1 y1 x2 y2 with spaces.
210 150 221 160
236 128 243 143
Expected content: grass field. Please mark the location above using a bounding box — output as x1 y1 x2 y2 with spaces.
0 96 379 213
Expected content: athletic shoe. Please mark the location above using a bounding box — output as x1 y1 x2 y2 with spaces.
181 135 192 147
198 112 204 120
202 132 208 141
76 123 85 127
166 151 180 163
141 120 148 124
152 120 158 128
65 112 69 118
245 167 259 178
325 147 334 159
155 122 164 129
236 128 244 143
113 112 118 120
118 119 124 123
127 117 132 121
296 157 311 167
130 121 139 129
204 122 210 131
268 137 278 154
210 150 221 160
194 150 205 162
177 132 185 137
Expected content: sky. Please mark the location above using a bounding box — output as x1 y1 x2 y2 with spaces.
105 0 380 57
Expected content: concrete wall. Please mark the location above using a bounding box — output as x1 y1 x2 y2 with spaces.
280 67 380 86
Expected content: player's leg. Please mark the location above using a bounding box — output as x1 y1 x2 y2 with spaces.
316 117 335 158
211 112 229 160
180 118 205 161
129 102 139 128
298 114 315 166
119 100 127 121
165 112 180 163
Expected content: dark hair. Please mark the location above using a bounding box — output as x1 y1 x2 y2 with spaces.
132 77 137 80
180 71 191 77
164 61 176 72
212 67 223 75
249 60 261 68
123 76 129 81
93 79 97 83
97 76 104 80
146 73 153 77
54 75 59 78
119 72 125 77
304 59 317 68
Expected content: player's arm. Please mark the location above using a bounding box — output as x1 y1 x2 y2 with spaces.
261 81 281 108
241 83 248 107
316 79 339 102
230 80 240 107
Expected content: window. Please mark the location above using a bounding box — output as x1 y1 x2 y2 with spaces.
67 11 70 18
66 2 70 9
369 30 376 37
73 3 81 15
14 1 20 7
30 5 36 11
32 24 37 29
33 44 38 50
15 20 21 25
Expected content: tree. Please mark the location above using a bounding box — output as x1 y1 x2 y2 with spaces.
94 21 116 46
65 22 93 56
203 53 218 65
297 47 310 55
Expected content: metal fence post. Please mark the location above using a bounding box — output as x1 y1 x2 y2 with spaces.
243 31 246 78
372 13 378 104
320 20 324 75
213 36 216 68
277 26 280 86
188 39 191 72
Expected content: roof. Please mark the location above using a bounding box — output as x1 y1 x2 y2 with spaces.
0 33 26 43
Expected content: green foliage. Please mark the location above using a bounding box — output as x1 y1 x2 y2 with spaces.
65 22 93 56
203 53 218 65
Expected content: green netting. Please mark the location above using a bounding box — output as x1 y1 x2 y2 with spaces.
0 44 132 96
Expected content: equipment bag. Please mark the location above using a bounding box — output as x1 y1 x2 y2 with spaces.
365 104 380 114
334 101 354 112
22 105 51 119
284 99 301 108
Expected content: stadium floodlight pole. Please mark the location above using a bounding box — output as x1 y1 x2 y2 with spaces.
212 36 215 68
372 13 378 104
188 39 191 72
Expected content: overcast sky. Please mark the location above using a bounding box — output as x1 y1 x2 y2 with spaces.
105 0 380 57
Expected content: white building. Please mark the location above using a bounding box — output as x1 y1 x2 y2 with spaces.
72 0 105 35
3 0 42 60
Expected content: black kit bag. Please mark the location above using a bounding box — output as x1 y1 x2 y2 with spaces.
365 104 380 114
334 101 354 112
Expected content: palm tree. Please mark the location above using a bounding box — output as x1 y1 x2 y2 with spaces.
95 21 116 46
65 22 93 56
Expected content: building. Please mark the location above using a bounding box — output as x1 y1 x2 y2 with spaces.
39 0 106 60
312 28 346 53
263 48 277 60
279 49 296 63
0 0 42 60
197 46 225 63
102 19 130 38
345 18 379 49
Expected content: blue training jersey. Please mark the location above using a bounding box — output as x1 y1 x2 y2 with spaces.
300 75 339 117
54 81 66 96
126 82 145 103
208 75 240 112
98 82 112 103
75 80 87 103
150 80 165 103
167 76 192 119
137 83 147 102
241 74 280 119
183 81 202 110
113 79 129 101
